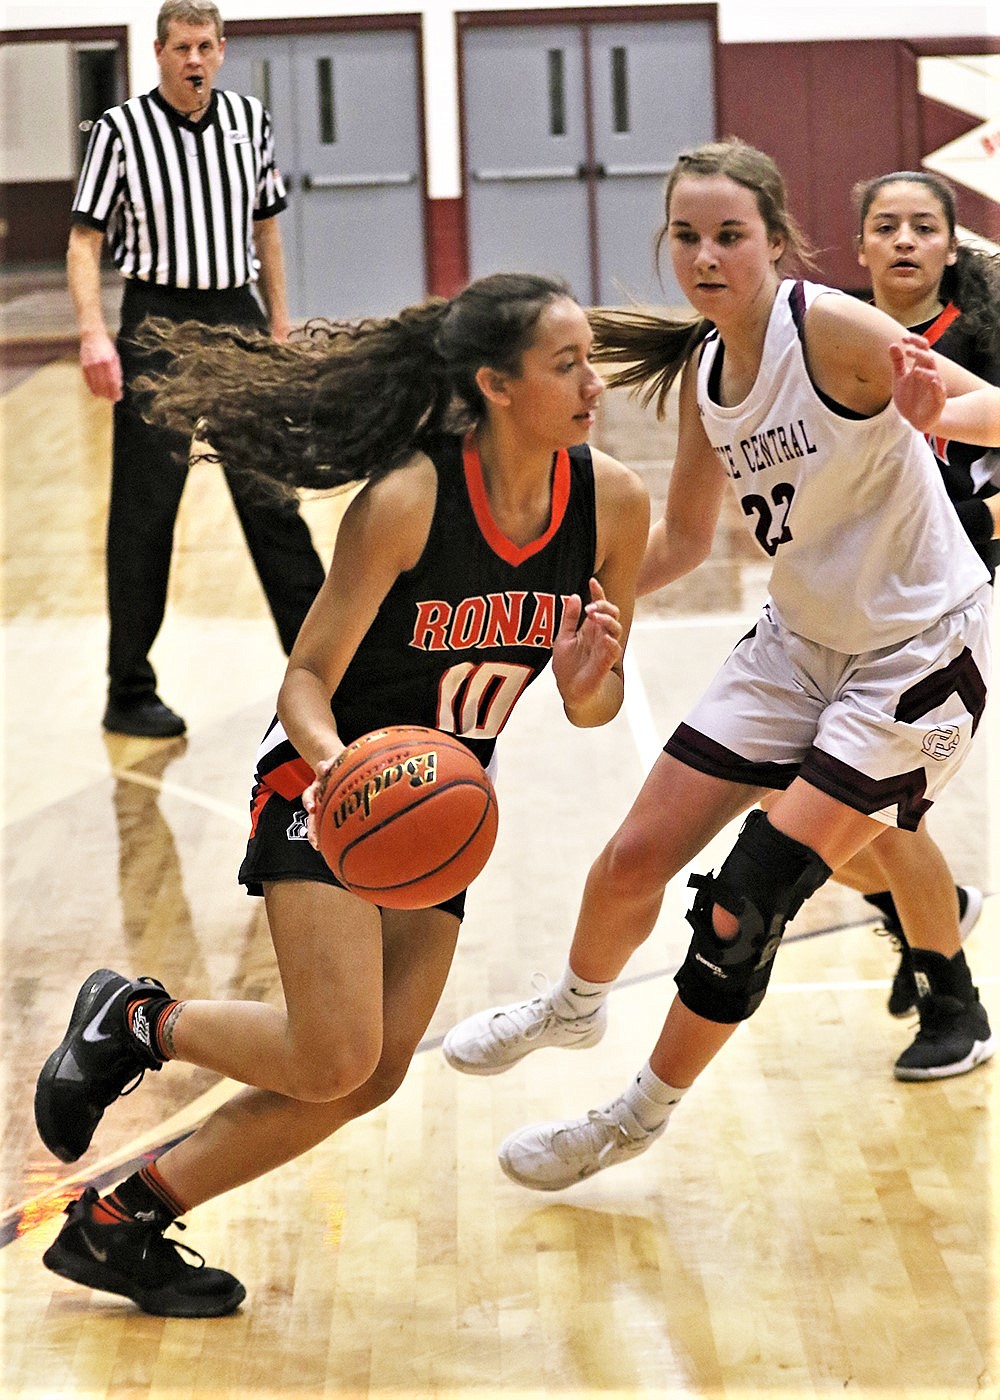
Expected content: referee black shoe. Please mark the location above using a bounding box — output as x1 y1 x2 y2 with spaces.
43 1188 246 1318
103 693 186 738
34 969 166 1163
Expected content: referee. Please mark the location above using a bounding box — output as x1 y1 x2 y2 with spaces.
68 0 325 738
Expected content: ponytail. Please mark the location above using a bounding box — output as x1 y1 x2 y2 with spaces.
135 272 574 494
135 301 454 493
943 244 1000 363
588 307 713 418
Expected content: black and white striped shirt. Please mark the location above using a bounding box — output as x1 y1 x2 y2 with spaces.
71 88 287 291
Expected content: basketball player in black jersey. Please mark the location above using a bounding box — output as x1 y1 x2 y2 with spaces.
32 273 649 1315
824 170 999 1022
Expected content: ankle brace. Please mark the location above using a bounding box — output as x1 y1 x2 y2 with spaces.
910 947 975 1002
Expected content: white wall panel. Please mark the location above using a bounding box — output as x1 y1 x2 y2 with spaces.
717 1 1000 43
0 42 74 181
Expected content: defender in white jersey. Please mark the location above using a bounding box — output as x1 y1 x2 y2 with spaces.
442 140 1000 1194
697 278 986 652
678 277 990 827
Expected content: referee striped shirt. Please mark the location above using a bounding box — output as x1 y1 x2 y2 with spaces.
71 88 287 291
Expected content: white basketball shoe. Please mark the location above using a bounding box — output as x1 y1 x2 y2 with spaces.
442 975 607 1076
498 1095 666 1191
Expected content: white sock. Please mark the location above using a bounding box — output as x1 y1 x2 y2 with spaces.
550 965 613 1020
622 1062 688 1132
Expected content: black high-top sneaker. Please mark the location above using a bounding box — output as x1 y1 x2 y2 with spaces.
43 1188 245 1317
885 929 918 1019
864 892 915 1017
894 948 996 1081
34 968 168 1162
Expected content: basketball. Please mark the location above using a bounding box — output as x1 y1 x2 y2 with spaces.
315 725 498 909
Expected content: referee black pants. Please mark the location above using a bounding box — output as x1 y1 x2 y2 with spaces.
108 280 325 702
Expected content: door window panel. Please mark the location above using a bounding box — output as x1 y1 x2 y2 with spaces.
610 46 629 134
317 56 336 144
547 49 566 136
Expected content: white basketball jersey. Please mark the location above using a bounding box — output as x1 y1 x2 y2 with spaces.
696 279 989 652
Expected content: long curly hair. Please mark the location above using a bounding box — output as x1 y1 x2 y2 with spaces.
134 271 574 493
588 138 817 418
853 170 1000 361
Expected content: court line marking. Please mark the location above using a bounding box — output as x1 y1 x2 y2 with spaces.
110 767 248 825
621 649 664 772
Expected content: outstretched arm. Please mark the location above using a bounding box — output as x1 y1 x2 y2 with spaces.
891 334 1000 447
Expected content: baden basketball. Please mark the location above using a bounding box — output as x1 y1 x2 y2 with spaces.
315 725 498 909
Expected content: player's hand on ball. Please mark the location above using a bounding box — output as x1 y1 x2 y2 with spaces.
312 726 497 907
304 755 342 850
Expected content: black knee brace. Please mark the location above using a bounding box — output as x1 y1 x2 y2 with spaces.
674 809 831 1023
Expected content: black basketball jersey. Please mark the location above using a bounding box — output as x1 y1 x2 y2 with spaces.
333 431 598 763
250 432 598 812
917 303 999 576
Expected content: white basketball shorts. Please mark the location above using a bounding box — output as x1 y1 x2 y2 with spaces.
664 585 991 831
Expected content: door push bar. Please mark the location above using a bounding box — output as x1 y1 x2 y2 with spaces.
299 171 417 190
472 162 672 184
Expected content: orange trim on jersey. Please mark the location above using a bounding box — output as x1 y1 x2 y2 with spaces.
248 784 271 839
918 305 961 462
264 754 314 802
922 302 961 346
462 429 570 567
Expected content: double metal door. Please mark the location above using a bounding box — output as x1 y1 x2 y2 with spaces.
463 19 714 305
221 29 425 320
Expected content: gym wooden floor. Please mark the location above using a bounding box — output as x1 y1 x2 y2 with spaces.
1 341 998 1399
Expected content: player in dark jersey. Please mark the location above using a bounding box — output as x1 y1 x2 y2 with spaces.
825 170 999 1019
242 429 605 904
855 172 999 570
32 273 649 1315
